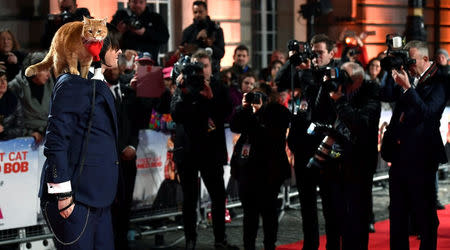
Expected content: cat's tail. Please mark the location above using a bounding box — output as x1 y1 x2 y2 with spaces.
24 51 53 77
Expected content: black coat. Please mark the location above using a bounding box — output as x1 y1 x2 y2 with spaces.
332 80 381 178
230 103 291 187
116 84 139 153
171 78 232 166
181 16 225 71
380 63 447 172
0 90 24 140
112 7 169 63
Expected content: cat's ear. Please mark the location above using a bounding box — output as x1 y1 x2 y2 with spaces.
83 16 89 24
102 18 108 26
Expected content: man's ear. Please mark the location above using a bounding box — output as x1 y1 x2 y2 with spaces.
423 55 429 62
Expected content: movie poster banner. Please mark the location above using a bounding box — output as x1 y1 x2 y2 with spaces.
0 138 39 230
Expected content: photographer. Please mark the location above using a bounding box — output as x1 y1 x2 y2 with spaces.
380 40 447 250
276 34 341 250
315 62 380 249
230 84 291 250
181 1 225 74
170 50 235 250
40 0 89 49
112 0 169 63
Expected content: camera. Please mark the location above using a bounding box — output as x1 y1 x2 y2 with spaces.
287 40 316 66
47 10 73 25
380 34 416 71
125 14 143 29
0 54 9 62
305 123 346 169
245 91 267 104
173 55 205 95
314 67 353 93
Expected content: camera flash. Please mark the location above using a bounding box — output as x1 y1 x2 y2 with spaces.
392 36 403 49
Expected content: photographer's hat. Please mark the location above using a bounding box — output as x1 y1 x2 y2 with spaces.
437 48 449 60
136 52 155 64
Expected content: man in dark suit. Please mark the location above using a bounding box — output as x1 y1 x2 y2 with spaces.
380 40 447 250
104 64 140 250
170 49 235 250
39 25 122 249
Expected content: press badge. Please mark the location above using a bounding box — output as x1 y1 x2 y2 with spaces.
241 144 251 158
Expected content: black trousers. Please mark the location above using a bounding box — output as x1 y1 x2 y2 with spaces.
295 165 342 250
238 180 281 250
111 157 137 250
389 166 439 250
178 160 226 243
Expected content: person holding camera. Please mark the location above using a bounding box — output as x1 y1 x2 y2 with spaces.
230 84 291 250
276 34 342 250
380 40 447 250
314 62 380 249
170 50 236 250
112 0 169 64
41 0 79 49
180 1 225 74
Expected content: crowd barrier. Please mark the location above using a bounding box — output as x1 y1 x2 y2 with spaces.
1 107 449 248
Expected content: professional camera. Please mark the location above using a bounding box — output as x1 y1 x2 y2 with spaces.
313 67 353 93
47 10 73 25
245 91 267 104
287 40 315 66
172 55 205 95
305 123 347 169
380 34 416 71
124 13 143 29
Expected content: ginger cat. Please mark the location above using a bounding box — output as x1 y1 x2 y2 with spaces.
25 17 108 78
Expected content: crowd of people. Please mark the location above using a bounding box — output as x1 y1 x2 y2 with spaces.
1 0 449 249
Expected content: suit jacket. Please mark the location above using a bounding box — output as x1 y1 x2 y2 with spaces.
380 63 447 173
116 84 139 152
39 74 119 208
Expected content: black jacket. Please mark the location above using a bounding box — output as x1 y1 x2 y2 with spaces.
112 7 169 63
181 16 225 71
230 103 291 187
171 78 232 166
331 80 381 178
0 90 24 140
116 84 139 153
380 63 448 172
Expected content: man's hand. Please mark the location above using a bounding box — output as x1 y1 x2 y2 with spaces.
121 146 136 161
116 21 128 33
132 27 146 36
31 132 43 144
196 29 207 40
58 197 74 219
6 53 17 65
0 62 6 71
392 68 411 91
329 85 344 101
0 125 4 133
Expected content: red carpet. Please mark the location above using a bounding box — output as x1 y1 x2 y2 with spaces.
277 205 450 249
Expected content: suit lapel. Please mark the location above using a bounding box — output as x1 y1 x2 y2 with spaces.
94 80 119 139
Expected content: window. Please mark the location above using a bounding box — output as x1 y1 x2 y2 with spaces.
252 0 277 71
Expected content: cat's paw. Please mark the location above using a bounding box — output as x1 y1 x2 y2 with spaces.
24 66 36 77
69 68 80 75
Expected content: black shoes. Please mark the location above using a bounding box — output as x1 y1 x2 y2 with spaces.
214 240 240 250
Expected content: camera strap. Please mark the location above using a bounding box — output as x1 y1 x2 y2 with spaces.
418 62 438 86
